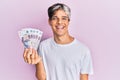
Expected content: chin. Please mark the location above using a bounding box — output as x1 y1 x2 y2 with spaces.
54 32 65 36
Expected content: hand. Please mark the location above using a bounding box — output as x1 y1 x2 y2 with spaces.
23 48 42 64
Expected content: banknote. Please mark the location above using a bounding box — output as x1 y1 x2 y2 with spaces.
18 28 43 50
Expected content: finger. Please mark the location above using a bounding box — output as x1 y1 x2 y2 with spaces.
35 50 42 64
35 50 38 62
35 50 38 58
31 49 39 64
23 48 28 58
23 48 29 62
31 49 35 64
26 48 32 64
32 48 35 58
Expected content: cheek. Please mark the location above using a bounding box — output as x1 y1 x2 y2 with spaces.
65 22 69 28
49 21 56 27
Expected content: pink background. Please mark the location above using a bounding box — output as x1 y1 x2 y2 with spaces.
0 0 120 80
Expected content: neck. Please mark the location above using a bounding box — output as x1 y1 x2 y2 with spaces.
54 33 74 44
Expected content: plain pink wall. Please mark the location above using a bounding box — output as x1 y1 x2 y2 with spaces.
0 0 120 80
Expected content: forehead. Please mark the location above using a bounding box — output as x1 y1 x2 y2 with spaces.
53 9 68 17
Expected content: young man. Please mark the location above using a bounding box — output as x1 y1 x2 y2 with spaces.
23 3 93 80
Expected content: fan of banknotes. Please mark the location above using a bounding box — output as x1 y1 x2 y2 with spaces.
18 28 43 50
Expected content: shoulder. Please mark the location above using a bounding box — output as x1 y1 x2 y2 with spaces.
40 37 53 47
75 39 89 49
75 39 91 55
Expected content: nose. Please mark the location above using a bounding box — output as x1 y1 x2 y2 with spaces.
57 19 62 24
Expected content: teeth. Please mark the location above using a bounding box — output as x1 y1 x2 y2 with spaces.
56 26 64 29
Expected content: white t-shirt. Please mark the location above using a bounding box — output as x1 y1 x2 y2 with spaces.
38 37 93 80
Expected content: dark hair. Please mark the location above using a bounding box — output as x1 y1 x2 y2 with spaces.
48 3 71 20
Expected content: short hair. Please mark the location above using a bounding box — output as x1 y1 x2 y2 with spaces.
48 3 71 21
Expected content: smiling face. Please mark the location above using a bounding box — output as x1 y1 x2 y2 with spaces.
49 9 70 37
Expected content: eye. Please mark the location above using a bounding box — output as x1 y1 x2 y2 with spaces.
51 17 57 20
62 17 69 21
62 17 67 20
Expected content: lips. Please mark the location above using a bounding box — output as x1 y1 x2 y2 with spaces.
56 25 64 30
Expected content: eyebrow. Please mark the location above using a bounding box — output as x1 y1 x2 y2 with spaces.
52 16 68 18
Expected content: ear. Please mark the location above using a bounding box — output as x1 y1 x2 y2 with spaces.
48 19 51 26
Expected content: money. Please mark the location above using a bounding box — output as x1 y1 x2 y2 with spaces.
18 28 43 50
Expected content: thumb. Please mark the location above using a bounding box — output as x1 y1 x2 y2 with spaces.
29 47 33 55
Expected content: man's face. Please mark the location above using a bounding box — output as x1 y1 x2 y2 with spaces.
49 9 70 36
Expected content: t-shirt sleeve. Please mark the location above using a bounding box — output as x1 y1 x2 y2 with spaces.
37 43 43 57
80 48 94 75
